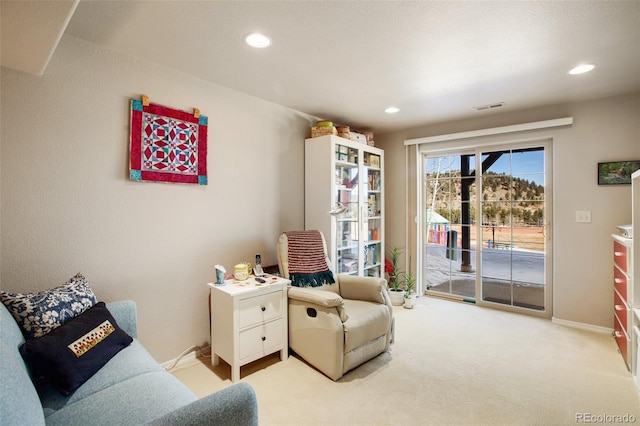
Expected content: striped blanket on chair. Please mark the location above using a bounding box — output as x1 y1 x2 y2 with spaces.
285 231 335 287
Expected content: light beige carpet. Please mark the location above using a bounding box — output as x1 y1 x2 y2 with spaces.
171 296 640 425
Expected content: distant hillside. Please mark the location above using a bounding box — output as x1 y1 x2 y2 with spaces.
427 171 544 226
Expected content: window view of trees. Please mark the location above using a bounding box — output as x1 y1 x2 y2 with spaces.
426 170 544 227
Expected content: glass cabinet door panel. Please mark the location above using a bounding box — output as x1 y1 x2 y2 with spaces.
337 219 359 274
334 144 360 275
363 158 382 277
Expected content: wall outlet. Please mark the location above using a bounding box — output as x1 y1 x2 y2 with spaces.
575 210 592 223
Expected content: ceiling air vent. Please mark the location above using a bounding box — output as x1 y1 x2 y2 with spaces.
474 102 505 111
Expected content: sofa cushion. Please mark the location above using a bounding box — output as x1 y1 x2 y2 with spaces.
43 372 196 426
39 338 166 414
1 273 97 338
19 302 132 396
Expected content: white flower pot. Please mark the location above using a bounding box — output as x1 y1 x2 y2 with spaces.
404 294 417 309
389 289 405 306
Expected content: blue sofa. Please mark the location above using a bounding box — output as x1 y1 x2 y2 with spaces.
0 300 258 426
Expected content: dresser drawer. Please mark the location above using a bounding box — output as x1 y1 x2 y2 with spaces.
238 291 283 329
614 315 630 369
613 240 629 273
614 289 629 331
239 318 284 361
613 265 628 301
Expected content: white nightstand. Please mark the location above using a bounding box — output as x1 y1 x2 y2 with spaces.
208 276 289 382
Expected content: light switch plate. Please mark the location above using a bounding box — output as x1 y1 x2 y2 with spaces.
576 210 592 223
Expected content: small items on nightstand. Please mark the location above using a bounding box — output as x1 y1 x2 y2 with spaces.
214 265 226 285
234 263 249 281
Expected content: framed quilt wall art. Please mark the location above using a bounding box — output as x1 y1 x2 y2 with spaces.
129 96 208 185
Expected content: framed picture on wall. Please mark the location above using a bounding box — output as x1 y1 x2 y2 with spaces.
129 96 208 185
597 160 640 185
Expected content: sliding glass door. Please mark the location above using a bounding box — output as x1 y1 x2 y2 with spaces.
423 153 477 299
421 142 551 316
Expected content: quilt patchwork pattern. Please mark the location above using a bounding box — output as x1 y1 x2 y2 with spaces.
129 99 208 185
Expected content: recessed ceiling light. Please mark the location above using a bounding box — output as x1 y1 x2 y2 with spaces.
244 32 271 48
385 106 400 114
568 64 596 75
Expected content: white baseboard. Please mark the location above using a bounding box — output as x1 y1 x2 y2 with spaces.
161 345 211 370
551 317 613 334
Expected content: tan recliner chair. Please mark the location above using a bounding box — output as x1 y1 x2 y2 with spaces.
277 231 393 381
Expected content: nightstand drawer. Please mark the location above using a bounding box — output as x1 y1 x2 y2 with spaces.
238 291 283 329
239 318 284 360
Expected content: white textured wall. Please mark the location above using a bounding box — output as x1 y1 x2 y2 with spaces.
0 35 312 362
377 93 640 329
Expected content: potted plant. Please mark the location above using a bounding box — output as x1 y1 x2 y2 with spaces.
385 246 405 306
401 272 417 309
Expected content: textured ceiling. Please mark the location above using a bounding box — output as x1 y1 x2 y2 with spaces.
5 1 640 133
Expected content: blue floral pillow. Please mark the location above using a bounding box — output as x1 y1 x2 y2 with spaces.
0 273 97 339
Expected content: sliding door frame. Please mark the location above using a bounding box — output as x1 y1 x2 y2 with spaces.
415 138 553 319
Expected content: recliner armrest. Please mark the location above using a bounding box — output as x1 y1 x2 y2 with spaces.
338 275 387 304
287 287 344 307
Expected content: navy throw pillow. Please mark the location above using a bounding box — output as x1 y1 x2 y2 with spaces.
19 302 133 396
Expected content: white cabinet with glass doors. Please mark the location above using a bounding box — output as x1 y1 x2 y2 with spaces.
304 135 384 278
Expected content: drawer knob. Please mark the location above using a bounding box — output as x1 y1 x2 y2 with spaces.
614 251 623 257
261 306 266 312
261 336 266 341
615 304 624 311
614 331 623 338
614 278 624 284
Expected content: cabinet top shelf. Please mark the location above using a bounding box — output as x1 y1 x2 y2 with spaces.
612 233 632 246
306 135 383 155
